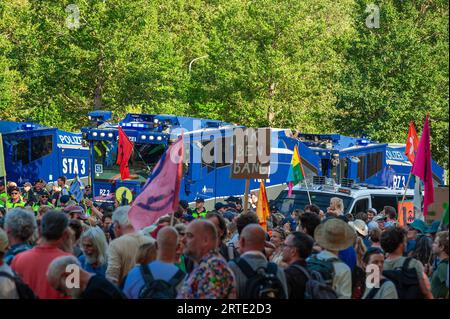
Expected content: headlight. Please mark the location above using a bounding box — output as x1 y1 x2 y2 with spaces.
92 132 98 137
157 136 162 141
149 136 155 140
108 133 113 138
141 135 147 140
100 133 105 137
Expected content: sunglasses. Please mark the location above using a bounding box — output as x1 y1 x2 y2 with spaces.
40 195 49 198
11 192 19 195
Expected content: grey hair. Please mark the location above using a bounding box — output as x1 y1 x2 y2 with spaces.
47 255 81 284
112 205 132 228
80 226 108 265
4 208 37 241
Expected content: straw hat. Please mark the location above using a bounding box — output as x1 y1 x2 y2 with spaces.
349 219 369 237
314 218 356 251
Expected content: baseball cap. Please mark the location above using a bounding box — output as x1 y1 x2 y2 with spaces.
59 195 71 204
8 186 20 194
214 202 226 210
35 179 45 185
38 189 50 197
195 197 205 203
63 205 88 220
182 214 195 222
225 196 238 203
367 208 377 215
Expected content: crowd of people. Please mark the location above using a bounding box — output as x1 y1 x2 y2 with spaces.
0 178 448 299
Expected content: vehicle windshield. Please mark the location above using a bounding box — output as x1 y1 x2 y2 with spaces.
93 140 166 183
273 190 353 215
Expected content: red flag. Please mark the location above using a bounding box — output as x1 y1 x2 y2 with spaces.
117 127 134 180
405 121 419 164
128 136 183 230
411 115 434 216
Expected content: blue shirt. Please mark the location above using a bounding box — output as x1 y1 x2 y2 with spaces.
122 260 181 299
363 237 372 249
282 216 297 231
78 254 107 277
338 246 357 272
406 240 416 256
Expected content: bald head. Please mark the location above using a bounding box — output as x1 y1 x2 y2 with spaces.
240 224 266 253
183 219 218 262
190 219 218 243
155 226 178 262
157 226 178 251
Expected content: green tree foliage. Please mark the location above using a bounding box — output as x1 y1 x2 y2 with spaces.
336 0 449 169
0 0 448 168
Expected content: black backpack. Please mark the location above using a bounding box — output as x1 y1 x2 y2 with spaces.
138 265 185 299
236 258 286 299
0 271 38 299
291 264 338 299
363 279 388 299
383 257 424 299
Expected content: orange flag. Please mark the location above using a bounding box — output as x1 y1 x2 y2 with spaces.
405 121 419 164
256 180 270 231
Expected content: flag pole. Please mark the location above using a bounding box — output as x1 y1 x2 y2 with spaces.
302 178 312 205
244 179 250 214
401 171 413 202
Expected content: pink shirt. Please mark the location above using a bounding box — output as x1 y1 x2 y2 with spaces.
11 244 72 299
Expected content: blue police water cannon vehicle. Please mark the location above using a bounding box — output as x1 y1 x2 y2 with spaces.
81 112 323 207
0 120 90 185
297 133 445 190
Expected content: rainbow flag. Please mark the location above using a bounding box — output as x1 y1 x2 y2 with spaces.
286 145 305 197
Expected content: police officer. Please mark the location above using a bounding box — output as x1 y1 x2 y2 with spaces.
30 179 45 204
32 189 54 214
21 182 35 205
3 186 26 209
191 198 208 218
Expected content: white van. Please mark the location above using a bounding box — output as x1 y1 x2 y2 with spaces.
272 184 415 216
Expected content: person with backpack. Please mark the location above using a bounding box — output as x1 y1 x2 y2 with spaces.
228 224 288 299
311 218 355 299
430 231 449 298
381 226 433 299
282 231 314 299
362 247 398 299
122 226 185 299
